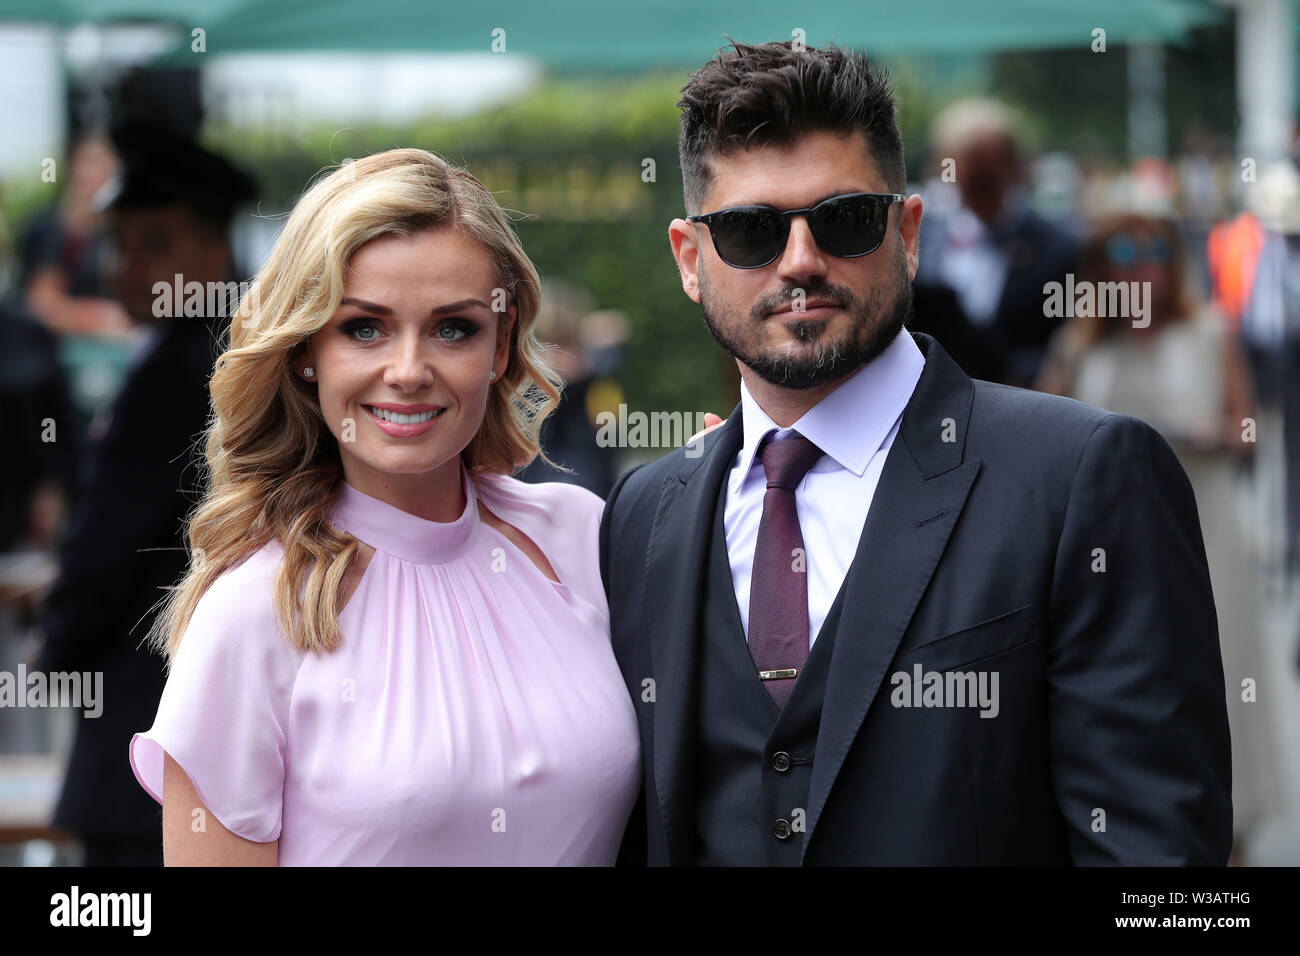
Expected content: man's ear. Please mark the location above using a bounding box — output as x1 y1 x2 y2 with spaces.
899 194 924 281
668 218 703 304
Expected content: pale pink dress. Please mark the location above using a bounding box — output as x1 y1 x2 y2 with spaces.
129 465 641 865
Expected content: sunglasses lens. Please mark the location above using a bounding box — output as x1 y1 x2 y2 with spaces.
707 208 786 267
700 195 896 267
1106 235 1137 265
812 195 890 257
1106 234 1170 266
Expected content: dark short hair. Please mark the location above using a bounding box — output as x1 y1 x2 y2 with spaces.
677 40 906 213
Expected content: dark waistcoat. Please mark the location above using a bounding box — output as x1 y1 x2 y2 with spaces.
692 477 848 865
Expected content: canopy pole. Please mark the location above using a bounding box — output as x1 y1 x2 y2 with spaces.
1128 41 1167 161
1233 0 1296 167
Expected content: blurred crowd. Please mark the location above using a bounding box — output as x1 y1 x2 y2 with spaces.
2 96 1299 864
911 99 1300 863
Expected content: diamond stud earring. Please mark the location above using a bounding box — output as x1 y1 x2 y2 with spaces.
303 367 315 378
488 370 496 382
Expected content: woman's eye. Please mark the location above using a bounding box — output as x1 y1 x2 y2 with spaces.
341 319 380 342
435 322 473 342
340 317 475 343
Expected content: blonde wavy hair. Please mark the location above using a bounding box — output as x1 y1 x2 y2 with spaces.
148 148 560 660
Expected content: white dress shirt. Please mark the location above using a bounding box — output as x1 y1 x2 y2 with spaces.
936 205 1008 328
724 327 925 647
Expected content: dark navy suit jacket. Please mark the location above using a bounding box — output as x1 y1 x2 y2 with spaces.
600 330 1232 865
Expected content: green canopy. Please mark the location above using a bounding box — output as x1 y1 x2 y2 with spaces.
169 0 1224 63
0 0 1226 63
0 0 246 26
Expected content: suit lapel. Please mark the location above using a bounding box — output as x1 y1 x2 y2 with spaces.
643 409 745 866
801 332 982 860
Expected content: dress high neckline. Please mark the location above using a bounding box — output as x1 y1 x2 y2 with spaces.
329 463 478 565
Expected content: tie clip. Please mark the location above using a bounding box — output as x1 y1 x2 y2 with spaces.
758 668 798 680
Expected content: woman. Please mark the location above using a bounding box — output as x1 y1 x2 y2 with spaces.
128 149 641 865
1037 212 1280 860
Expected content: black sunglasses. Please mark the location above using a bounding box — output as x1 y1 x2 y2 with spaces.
688 192 905 269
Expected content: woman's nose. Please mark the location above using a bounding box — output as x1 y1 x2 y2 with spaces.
384 335 433 390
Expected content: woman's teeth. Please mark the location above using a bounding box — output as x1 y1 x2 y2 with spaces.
366 406 441 424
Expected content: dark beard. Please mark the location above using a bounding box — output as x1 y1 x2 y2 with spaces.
699 252 914 390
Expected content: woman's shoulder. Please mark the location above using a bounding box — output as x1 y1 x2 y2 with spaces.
475 472 605 528
178 538 302 666
197 538 283 612
136 543 299 844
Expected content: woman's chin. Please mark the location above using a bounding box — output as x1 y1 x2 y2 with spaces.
350 449 462 479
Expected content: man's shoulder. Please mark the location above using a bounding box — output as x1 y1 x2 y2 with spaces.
970 378 1111 438
966 379 1173 478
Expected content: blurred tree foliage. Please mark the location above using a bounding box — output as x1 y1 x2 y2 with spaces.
203 67 974 419
210 73 738 419
17 27 1221 420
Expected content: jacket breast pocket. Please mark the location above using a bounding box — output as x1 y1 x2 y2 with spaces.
896 603 1036 673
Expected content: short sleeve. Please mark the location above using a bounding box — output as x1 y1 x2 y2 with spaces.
128 544 302 843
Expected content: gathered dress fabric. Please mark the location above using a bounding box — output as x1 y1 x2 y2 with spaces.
129 465 641 865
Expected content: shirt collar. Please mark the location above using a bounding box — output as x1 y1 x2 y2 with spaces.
733 326 925 489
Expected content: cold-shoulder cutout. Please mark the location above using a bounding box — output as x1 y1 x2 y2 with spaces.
338 539 376 614
477 499 561 584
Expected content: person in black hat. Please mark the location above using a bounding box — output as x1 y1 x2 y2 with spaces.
35 127 257 866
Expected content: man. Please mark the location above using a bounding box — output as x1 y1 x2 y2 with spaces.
35 127 256 866
911 98 1078 388
600 41 1232 865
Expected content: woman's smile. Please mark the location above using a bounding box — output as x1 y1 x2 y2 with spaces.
362 402 446 437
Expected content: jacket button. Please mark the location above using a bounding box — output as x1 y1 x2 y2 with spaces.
773 818 792 840
771 751 791 773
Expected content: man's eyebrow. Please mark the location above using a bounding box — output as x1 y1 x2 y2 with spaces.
810 188 876 206
338 297 491 315
716 188 874 210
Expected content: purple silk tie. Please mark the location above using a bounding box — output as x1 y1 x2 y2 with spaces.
748 432 824 708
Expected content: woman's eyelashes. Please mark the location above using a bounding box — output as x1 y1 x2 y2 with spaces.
340 317 381 342
338 316 481 344
434 319 479 342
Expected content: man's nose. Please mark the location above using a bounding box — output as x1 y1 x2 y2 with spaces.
777 216 830 281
